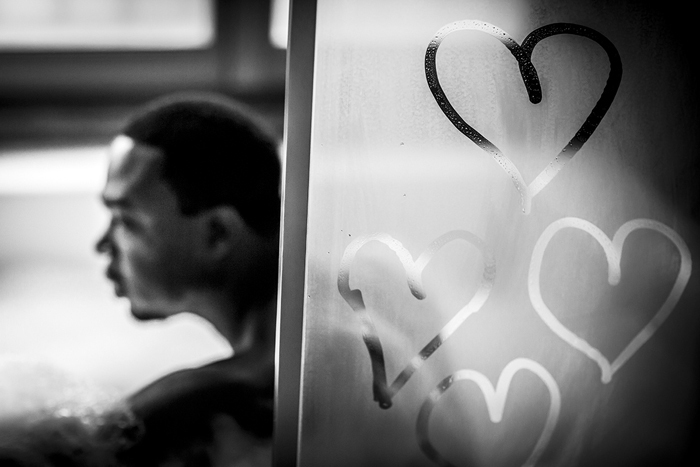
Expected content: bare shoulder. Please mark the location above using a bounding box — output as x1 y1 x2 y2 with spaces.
120 357 274 466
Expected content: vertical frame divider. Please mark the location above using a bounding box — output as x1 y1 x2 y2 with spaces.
273 0 317 465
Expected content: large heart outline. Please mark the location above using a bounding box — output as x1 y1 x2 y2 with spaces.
416 358 561 467
425 21 622 214
528 217 692 383
338 231 496 409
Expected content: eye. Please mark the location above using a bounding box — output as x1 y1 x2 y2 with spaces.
113 213 139 231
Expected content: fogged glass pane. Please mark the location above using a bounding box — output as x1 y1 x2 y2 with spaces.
0 0 213 50
298 0 699 465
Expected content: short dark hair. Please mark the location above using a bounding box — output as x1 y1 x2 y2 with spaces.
122 92 281 237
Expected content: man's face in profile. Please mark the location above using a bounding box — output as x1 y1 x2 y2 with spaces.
97 136 203 320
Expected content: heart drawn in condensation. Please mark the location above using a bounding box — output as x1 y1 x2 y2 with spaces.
425 21 622 214
338 231 496 409
528 217 692 383
416 358 561 467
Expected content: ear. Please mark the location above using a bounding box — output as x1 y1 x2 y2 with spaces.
202 206 248 258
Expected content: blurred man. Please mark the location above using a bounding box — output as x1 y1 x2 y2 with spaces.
96 93 281 466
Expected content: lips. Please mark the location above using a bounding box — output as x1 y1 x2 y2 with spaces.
113 283 126 298
106 267 126 297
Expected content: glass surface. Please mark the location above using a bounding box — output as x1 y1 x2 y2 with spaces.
296 0 699 465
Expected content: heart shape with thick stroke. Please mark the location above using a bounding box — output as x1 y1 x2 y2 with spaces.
528 217 692 383
416 358 561 467
425 21 622 214
338 231 496 408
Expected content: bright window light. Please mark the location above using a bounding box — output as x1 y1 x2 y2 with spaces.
0 146 108 195
0 0 214 51
269 0 289 49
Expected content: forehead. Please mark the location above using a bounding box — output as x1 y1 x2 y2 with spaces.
103 135 165 204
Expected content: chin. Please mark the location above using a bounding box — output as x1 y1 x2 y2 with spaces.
129 307 167 321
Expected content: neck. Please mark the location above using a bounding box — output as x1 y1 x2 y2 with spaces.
190 231 279 367
190 286 276 351
227 294 278 357
202 293 277 389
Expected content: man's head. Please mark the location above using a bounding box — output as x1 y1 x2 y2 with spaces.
96 93 281 322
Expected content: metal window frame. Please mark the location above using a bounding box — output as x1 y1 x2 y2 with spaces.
273 0 317 465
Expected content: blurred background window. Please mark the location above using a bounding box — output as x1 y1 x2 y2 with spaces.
0 0 214 51
0 0 286 397
269 0 289 49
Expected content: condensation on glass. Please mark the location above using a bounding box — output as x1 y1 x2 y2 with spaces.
290 0 700 465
